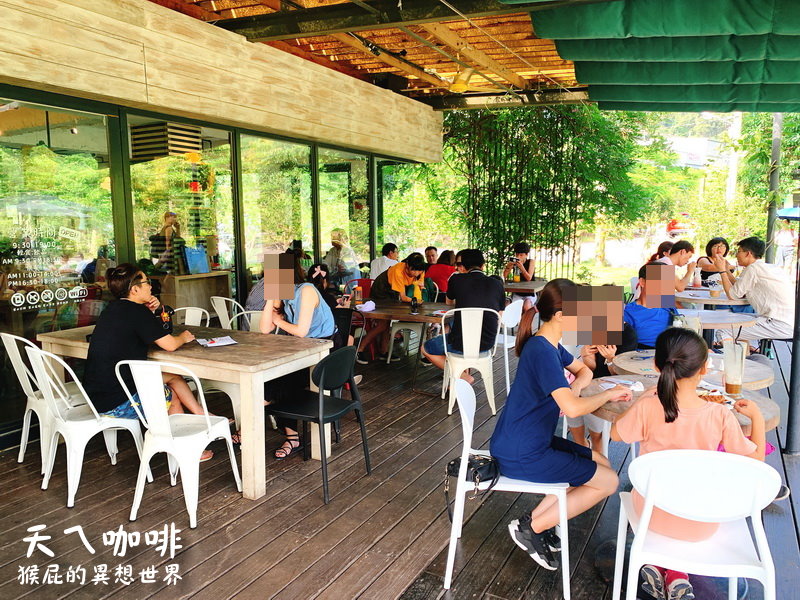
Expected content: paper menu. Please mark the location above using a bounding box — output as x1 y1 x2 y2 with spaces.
196 336 237 347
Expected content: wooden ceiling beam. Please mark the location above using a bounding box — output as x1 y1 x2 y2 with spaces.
148 0 219 20
418 23 527 89
330 33 450 89
423 88 589 110
215 0 613 42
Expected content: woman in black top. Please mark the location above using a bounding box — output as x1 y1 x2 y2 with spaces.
696 237 734 284
83 264 214 458
503 242 537 311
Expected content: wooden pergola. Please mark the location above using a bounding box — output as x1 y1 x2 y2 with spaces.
151 0 593 109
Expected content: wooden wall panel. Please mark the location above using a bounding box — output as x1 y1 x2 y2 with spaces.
0 0 442 162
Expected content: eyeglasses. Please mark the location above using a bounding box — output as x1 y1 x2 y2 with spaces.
128 276 151 291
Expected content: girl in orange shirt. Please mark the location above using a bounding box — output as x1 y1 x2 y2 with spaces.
611 328 765 600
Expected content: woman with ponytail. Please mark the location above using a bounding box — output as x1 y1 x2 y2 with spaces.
611 327 766 600
491 279 632 572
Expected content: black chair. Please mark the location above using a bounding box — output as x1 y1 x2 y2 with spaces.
332 307 355 350
265 346 370 504
758 337 793 358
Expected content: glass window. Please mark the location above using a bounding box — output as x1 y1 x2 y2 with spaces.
240 135 312 287
318 148 369 288
378 160 468 258
128 115 235 307
0 98 113 432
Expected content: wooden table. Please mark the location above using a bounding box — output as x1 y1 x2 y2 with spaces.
37 324 333 500
611 349 775 391
360 301 450 324
675 289 748 306
582 374 781 434
358 301 449 396
503 279 547 295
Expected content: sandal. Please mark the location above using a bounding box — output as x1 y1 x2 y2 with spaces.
231 431 241 445
199 449 214 462
274 434 302 460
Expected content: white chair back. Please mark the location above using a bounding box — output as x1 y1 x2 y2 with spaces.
230 310 264 331
630 450 781 523
210 296 245 329
2 332 39 398
25 348 96 422
443 308 501 359
173 307 210 327
501 299 524 329
115 360 213 437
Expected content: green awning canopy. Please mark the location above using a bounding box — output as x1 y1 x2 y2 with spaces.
526 0 800 112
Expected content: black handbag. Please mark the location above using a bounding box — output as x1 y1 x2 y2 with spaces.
444 454 500 522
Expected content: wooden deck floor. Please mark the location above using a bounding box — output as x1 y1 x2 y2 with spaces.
0 343 798 600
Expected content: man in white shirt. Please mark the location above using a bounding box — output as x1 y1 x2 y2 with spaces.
714 236 794 342
369 243 399 279
657 240 697 292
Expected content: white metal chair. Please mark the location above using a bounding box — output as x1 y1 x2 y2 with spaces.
26 348 149 508
612 450 780 600
495 299 524 394
444 380 571 597
210 296 245 330
1 333 89 473
172 306 210 326
387 319 426 364
442 308 501 415
560 414 611 457
230 309 264 332
117 360 241 529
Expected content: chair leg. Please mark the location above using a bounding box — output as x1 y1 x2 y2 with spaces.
441 362 450 400
479 364 496 415
18 407 34 464
167 454 179 486
355 410 371 474
41 431 60 490
447 375 457 415
102 429 119 465
443 484 468 589
178 455 201 528
224 435 243 492
503 346 510 395
625 558 641 600
611 501 628 600
728 577 737 600
558 491 571 600
319 422 330 504
130 448 153 522
38 420 52 475
763 569 776 600
66 436 90 508
127 425 153 483
601 422 611 458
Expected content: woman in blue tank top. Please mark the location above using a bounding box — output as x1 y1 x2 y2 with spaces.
258 251 336 459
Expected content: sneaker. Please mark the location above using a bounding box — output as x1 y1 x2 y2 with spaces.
420 356 432 367
640 564 666 600
356 352 369 365
378 352 402 363
665 570 694 600
507 515 559 571
542 527 560 552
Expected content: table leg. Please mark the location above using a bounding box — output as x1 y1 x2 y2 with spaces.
239 371 266 500
310 423 331 460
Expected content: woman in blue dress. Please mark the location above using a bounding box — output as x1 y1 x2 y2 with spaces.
490 279 631 571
